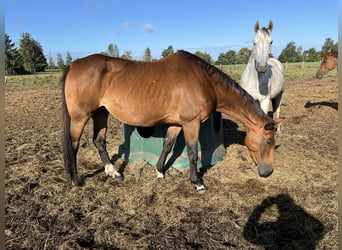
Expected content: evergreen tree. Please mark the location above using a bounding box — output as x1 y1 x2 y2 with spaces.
121 51 133 60
107 43 119 57
56 53 65 69
5 34 23 74
65 52 72 67
161 45 174 58
19 32 33 72
48 54 56 69
18 32 47 72
107 43 115 56
142 48 152 61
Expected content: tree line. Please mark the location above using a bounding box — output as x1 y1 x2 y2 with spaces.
5 32 48 74
5 32 338 75
101 38 338 66
5 32 73 74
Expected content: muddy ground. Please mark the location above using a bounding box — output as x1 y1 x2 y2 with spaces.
5 76 337 249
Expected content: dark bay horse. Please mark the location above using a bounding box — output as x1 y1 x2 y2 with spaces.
62 50 282 192
316 49 338 79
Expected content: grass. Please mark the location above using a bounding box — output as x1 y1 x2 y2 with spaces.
218 61 337 81
5 71 63 86
4 62 337 87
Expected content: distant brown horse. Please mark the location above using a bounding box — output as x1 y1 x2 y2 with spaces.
62 50 282 192
316 49 338 79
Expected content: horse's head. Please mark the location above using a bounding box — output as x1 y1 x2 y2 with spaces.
253 20 273 73
244 118 282 178
316 49 338 79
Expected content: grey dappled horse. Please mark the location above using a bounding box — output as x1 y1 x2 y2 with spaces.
240 20 285 133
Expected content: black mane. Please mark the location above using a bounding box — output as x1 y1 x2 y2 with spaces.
177 50 269 120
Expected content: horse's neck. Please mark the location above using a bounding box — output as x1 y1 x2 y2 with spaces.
214 75 265 127
247 53 255 66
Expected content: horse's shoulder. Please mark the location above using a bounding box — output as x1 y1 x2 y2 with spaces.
268 58 283 71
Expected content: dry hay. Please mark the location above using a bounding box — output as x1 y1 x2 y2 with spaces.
5 77 337 249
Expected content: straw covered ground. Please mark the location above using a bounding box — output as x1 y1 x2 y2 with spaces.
5 75 337 249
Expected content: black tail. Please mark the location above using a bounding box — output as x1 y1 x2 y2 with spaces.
61 66 80 186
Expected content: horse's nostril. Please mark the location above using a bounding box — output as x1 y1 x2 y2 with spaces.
256 63 267 73
258 165 273 178
266 168 273 176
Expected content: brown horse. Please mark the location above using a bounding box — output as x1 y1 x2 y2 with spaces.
62 50 282 192
316 49 338 79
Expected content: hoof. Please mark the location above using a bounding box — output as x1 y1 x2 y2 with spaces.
114 175 124 183
71 180 78 187
156 170 164 179
70 176 83 187
105 164 122 179
196 184 207 194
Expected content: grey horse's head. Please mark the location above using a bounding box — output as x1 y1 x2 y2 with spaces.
253 20 273 73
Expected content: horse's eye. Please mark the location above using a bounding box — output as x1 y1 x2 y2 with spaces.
266 139 272 145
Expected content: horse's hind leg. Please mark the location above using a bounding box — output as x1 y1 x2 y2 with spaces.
66 117 90 186
156 126 182 178
92 107 122 180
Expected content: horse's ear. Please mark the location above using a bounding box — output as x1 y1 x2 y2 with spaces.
254 21 260 33
264 118 284 131
264 122 275 131
268 20 274 32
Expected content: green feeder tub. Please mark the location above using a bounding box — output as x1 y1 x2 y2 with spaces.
119 112 225 168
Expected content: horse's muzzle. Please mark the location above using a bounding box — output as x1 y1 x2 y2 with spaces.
255 61 268 73
315 73 323 79
257 163 274 178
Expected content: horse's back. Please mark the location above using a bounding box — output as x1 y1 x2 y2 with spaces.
67 54 129 81
64 52 216 126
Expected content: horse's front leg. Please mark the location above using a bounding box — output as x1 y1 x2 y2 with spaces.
186 143 206 192
183 121 206 193
271 91 283 135
156 126 182 178
260 96 271 116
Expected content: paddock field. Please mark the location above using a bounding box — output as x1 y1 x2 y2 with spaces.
5 66 337 249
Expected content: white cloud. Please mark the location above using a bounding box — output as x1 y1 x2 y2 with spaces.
116 22 154 36
122 21 132 28
143 24 154 33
